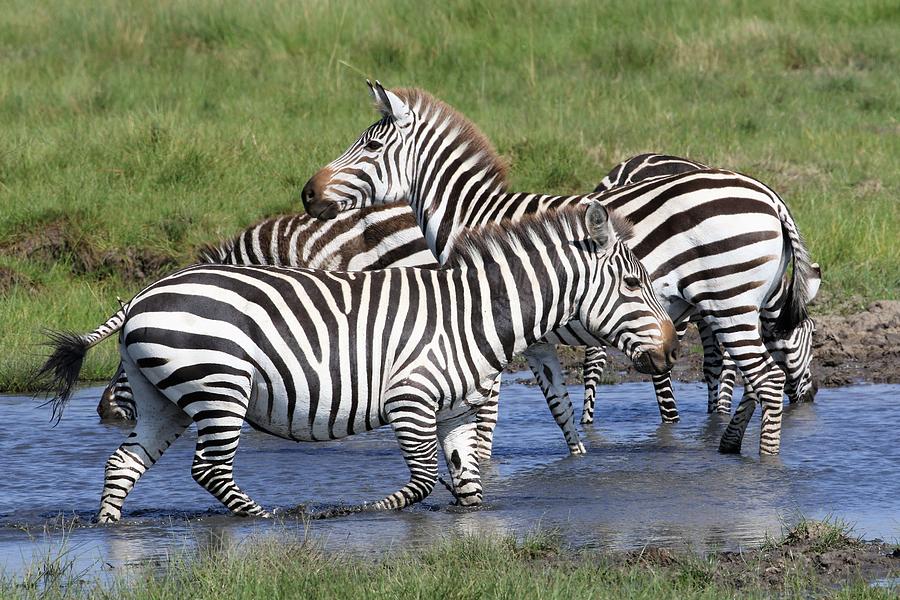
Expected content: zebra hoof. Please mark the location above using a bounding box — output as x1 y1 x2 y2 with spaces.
569 442 587 456
661 416 680 424
718 441 742 454
580 415 594 425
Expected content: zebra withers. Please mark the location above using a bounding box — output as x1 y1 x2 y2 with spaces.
35 202 676 522
301 82 820 455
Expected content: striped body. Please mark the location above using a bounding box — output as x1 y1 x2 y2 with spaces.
587 153 818 420
303 83 820 455
97 202 612 459
37 205 675 521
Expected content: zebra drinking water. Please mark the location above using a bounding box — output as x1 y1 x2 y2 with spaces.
35 202 676 522
301 82 820 455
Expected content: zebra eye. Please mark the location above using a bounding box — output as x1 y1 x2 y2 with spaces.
624 276 641 289
365 140 383 151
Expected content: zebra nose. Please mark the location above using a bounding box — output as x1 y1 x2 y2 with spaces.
667 347 678 364
300 180 316 211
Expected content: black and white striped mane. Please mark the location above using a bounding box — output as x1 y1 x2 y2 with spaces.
445 205 633 268
391 87 510 192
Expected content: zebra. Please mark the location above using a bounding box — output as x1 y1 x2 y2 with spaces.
301 81 821 455
35 202 677 522
96 203 612 461
586 153 820 422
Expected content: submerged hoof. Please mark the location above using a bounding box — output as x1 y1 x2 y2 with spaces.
718 442 742 455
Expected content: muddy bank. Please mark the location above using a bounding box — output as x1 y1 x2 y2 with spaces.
509 301 900 389
617 520 899 593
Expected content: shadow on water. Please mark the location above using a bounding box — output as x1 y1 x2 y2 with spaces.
0 379 898 576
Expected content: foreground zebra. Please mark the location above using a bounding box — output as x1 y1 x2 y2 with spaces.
96 202 604 460
302 82 820 455
36 203 676 522
588 153 819 422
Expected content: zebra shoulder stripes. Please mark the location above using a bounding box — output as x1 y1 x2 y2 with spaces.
35 202 676 522
301 82 819 455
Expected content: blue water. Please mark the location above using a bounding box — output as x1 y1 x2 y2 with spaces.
0 380 898 577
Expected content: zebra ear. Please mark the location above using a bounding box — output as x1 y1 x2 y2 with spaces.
586 201 615 251
372 80 412 126
807 262 822 302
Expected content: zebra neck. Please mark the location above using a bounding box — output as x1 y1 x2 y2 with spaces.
460 252 582 365
422 191 571 265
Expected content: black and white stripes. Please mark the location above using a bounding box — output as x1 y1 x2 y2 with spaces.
37 203 675 521
303 82 820 455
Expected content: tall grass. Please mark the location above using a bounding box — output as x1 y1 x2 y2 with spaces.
1 0 898 391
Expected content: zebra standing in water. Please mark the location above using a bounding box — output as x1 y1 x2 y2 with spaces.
36 203 676 521
96 201 612 460
302 82 820 455
584 153 819 422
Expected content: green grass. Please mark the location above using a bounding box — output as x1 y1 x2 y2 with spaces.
2 530 895 600
1 0 898 391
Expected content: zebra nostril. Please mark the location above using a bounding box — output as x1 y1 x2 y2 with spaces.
668 348 678 363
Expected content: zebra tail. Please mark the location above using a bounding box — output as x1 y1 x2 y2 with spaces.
773 202 818 335
32 308 127 424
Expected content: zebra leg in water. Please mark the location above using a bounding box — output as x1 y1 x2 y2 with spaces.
580 346 608 425
474 374 501 462
97 365 192 523
437 409 483 506
369 392 439 510
695 318 735 414
523 342 586 455
648 320 690 424
709 313 787 455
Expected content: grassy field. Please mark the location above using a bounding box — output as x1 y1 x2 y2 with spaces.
3 527 896 600
0 0 898 391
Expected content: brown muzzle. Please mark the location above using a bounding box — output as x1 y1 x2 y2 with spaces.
301 169 338 220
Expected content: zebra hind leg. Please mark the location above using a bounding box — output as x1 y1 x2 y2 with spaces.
473 374 501 463
97 368 191 523
437 410 483 506
717 356 737 413
523 342 585 455
370 396 438 510
710 315 787 455
581 346 608 425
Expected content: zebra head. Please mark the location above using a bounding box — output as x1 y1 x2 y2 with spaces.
580 202 678 375
302 80 417 220
768 317 817 402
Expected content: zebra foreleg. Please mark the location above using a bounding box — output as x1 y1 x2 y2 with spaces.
651 373 680 423
523 342 585 455
370 397 438 510
97 375 191 523
437 410 483 506
474 374 501 462
696 319 733 414
581 346 608 425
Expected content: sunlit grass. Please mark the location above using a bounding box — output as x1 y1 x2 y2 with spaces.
0 0 897 391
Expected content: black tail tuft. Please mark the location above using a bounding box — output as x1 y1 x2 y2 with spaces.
31 330 91 425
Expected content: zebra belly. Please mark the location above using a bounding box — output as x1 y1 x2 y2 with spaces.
243 376 387 442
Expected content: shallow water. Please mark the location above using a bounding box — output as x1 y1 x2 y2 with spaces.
1 380 898 576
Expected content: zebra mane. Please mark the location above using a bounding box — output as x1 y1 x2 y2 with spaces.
445 204 631 267
391 87 510 191
196 241 229 264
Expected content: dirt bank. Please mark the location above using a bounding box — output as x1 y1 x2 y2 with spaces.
507 301 900 389
618 520 899 593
